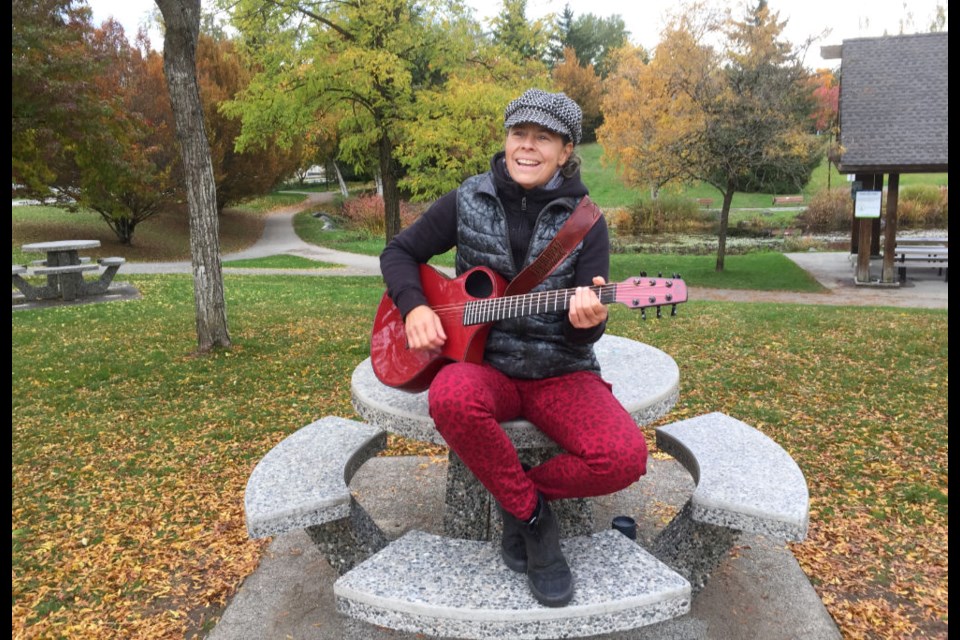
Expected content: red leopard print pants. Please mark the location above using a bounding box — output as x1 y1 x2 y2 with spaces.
428 362 648 521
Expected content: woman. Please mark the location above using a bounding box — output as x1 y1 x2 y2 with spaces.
379 88 648 607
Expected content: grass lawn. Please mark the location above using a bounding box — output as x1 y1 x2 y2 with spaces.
10 183 948 639
11 272 947 640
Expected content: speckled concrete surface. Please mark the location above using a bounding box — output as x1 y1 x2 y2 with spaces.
209 456 841 640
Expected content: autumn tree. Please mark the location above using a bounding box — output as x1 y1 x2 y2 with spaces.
12 0 100 199
550 47 602 142
808 67 840 189
225 0 541 241
156 0 231 352
196 34 301 213
599 0 820 271
599 42 699 199
395 51 546 200
65 22 181 244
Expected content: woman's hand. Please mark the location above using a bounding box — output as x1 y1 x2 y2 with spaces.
568 276 608 329
404 305 447 352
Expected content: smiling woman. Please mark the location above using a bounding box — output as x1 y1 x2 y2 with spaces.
376 87 649 608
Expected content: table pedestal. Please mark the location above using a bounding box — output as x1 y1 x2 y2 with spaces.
443 450 595 541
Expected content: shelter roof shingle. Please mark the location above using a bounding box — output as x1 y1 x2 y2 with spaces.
836 32 947 173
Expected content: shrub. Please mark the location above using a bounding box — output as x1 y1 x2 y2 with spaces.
897 184 947 228
339 195 422 235
797 188 851 232
616 195 712 235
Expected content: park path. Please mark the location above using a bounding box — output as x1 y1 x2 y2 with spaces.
119 194 946 309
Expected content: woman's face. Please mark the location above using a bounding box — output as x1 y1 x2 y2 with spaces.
504 123 573 190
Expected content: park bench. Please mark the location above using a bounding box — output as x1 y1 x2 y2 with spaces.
772 195 804 205
243 338 811 638
29 256 92 266
893 246 948 282
695 198 714 208
31 263 100 276
893 237 947 247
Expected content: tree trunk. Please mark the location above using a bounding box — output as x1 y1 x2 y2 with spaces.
156 0 230 352
715 187 735 272
333 161 349 199
379 135 401 243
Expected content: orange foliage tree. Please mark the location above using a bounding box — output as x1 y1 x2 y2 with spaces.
551 46 603 142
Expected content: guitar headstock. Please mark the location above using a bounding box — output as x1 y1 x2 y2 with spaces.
612 273 688 319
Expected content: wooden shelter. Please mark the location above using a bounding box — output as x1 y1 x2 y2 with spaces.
821 32 948 284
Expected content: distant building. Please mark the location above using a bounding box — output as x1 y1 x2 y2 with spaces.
303 165 326 184
821 32 948 282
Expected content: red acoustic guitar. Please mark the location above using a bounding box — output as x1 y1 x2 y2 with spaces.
371 264 688 392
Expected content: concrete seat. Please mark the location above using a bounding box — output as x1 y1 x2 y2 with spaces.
244 416 389 575
655 412 809 541
12 265 27 275
245 416 386 539
650 412 809 594
30 257 91 266
32 264 99 275
98 257 126 266
334 529 691 640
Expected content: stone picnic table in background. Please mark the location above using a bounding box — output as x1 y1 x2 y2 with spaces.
13 240 126 302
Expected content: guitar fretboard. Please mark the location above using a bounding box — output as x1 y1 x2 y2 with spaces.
462 284 617 325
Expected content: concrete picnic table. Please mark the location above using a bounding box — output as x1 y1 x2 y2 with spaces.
14 240 125 302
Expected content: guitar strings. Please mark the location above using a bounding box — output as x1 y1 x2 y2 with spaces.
424 284 620 320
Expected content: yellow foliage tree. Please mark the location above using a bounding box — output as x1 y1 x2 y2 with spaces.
598 1 820 271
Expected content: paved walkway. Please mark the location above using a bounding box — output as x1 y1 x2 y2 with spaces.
118 194 946 309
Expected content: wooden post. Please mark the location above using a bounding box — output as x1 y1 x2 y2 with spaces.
881 174 900 283
854 173 883 283
856 217 874 282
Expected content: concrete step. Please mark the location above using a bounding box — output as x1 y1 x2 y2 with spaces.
334 529 691 640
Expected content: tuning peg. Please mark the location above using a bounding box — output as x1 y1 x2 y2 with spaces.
674 272 681 279
658 271 663 278
641 308 646 320
640 270 647 277
671 304 678 316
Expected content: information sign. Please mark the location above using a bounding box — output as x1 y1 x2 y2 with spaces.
854 190 882 218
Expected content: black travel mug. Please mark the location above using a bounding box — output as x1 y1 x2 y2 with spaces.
611 515 637 540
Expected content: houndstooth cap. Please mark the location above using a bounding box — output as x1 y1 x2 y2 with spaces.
504 89 582 145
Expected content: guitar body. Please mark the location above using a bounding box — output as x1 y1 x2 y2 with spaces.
371 264 687 393
371 264 508 392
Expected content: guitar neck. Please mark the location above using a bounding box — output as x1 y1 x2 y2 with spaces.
462 284 616 326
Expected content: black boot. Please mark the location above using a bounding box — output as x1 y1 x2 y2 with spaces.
498 503 528 572
498 463 532 573
518 494 573 607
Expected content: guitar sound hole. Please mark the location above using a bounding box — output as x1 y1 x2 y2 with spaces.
464 269 495 299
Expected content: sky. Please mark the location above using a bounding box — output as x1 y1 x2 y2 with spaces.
87 0 946 68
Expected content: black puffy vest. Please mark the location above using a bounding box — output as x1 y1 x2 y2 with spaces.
455 173 600 379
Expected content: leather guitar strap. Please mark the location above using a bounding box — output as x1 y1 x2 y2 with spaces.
503 195 603 297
